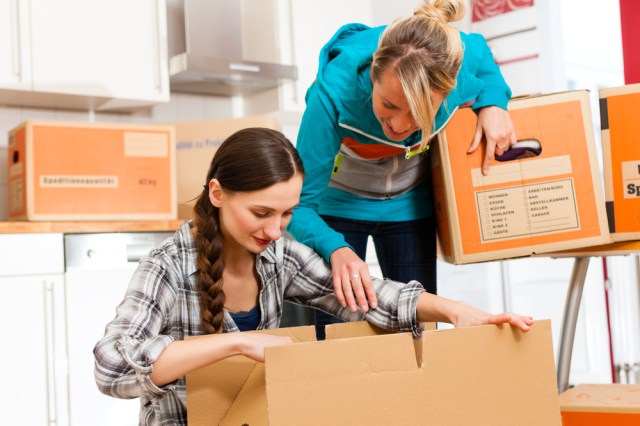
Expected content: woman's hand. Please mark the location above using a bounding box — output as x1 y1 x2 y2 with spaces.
467 106 517 175
416 293 533 332
329 247 378 313
240 334 293 363
452 301 533 332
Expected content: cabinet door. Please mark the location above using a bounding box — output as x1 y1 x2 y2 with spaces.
0 275 68 425
0 0 32 90
29 0 168 106
66 266 141 426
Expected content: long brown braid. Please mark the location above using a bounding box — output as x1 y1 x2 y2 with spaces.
192 128 304 334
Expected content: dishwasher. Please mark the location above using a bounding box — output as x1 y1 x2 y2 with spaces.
64 232 172 426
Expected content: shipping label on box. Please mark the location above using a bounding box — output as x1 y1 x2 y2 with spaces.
559 384 640 426
187 320 561 426
432 90 610 264
600 84 640 242
173 116 280 219
7 120 176 221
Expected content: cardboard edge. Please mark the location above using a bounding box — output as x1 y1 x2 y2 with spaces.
577 93 611 243
599 83 640 98
437 131 465 264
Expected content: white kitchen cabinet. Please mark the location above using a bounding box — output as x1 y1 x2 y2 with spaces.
0 0 169 111
0 0 32 92
0 233 68 426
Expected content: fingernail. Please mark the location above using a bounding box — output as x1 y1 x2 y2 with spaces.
350 304 357 312
361 304 368 312
370 302 378 309
482 168 488 175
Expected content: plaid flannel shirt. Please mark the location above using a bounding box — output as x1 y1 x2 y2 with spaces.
94 221 424 425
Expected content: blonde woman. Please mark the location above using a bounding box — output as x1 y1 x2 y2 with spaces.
288 0 516 339
94 128 531 425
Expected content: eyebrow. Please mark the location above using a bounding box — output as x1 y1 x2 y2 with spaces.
382 98 400 110
252 203 299 211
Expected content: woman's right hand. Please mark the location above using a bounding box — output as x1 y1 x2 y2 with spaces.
240 334 293 362
329 247 378 313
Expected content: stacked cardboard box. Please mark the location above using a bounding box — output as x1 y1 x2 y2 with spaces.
559 384 640 425
432 90 610 264
600 84 640 242
7 120 176 221
187 320 561 425
172 116 281 219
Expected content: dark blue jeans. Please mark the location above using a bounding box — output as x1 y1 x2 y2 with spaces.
315 215 437 340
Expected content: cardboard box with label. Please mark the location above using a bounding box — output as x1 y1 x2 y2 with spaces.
559 384 640 425
432 90 610 264
7 120 176 221
187 320 561 425
173 116 281 219
600 84 640 242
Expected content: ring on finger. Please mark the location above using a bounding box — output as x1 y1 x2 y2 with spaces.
350 273 360 281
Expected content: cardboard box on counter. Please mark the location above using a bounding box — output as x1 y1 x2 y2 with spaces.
559 384 640 425
600 84 640 242
7 120 176 221
172 116 280 220
187 320 561 425
432 90 610 264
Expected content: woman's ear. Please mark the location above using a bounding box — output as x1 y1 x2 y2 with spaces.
208 179 223 207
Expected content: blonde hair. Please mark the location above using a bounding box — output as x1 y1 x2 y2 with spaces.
371 0 465 149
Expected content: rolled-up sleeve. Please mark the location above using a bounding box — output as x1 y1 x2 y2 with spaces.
363 278 425 338
93 254 178 401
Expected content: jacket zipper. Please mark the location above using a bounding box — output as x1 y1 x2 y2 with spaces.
338 106 458 159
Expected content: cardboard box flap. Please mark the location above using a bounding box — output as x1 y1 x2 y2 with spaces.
324 319 391 339
186 356 258 426
265 320 560 426
560 384 640 413
265 333 420 426
416 320 559 424
186 325 317 425
220 364 268 426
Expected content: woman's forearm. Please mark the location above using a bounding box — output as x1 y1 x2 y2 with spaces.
415 292 460 324
149 333 244 387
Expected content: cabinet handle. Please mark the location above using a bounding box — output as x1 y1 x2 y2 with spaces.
10 0 23 81
152 0 162 93
43 280 59 425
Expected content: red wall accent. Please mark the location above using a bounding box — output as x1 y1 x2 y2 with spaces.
619 0 640 84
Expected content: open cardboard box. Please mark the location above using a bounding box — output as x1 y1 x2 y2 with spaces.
187 319 560 425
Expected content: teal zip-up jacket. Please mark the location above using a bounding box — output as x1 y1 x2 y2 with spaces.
287 23 512 262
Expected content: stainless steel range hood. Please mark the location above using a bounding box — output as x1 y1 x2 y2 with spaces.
167 0 297 96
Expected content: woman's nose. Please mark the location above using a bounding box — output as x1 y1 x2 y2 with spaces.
264 217 282 240
391 113 416 133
